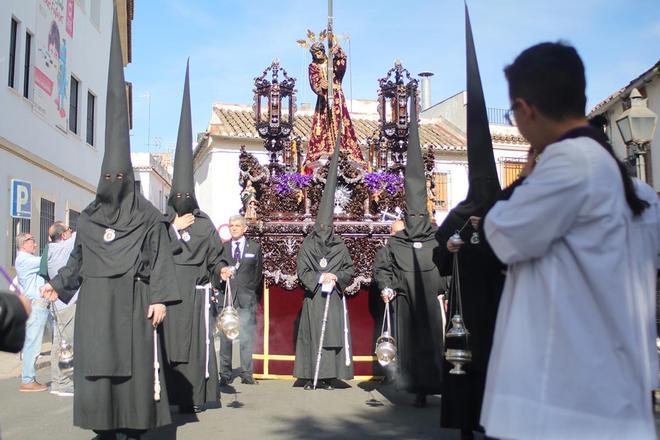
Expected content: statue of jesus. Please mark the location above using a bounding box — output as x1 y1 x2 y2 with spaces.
302 35 366 172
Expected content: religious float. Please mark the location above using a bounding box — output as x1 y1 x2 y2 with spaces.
238 33 444 380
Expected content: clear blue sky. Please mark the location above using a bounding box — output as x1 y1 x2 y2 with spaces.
125 0 660 153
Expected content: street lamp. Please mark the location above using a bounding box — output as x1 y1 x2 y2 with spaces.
616 88 657 181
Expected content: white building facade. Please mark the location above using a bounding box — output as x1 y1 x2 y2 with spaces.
131 152 172 213
0 0 132 267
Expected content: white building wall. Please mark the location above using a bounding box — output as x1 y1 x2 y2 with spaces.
131 152 171 213
194 139 269 227
0 0 115 267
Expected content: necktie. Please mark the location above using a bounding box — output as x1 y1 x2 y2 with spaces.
234 241 241 262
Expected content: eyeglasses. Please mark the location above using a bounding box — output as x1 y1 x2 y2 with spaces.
504 102 520 126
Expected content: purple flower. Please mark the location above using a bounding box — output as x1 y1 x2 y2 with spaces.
272 173 312 195
364 172 403 196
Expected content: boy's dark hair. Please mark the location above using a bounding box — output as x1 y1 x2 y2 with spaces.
504 42 586 121
507 42 648 216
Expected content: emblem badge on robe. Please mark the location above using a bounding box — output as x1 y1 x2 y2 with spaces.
182 231 191 242
413 242 422 249
470 232 480 245
103 228 116 242
319 258 328 268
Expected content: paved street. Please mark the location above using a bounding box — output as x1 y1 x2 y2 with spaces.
0 349 451 440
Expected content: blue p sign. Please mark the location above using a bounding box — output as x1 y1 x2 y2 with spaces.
10 179 32 219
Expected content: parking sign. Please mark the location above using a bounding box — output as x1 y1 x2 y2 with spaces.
10 179 32 219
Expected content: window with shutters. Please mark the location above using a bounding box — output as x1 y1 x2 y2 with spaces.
39 198 55 253
432 172 449 211
501 158 526 187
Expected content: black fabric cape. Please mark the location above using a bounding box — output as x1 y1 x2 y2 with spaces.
50 207 180 430
293 231 355 380
162 209 224 407
374 230 445 395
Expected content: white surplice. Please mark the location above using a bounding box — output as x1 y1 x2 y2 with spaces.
481 135 659 440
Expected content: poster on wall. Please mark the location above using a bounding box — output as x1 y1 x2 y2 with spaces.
33 0 75 131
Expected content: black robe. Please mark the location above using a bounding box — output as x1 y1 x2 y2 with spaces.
162 211 224 408
0 291 28 353
293 234 355 380
50 206 179 431
436 210 505 432
373 231 445 395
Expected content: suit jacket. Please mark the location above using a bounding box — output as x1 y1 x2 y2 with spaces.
216 238 263 308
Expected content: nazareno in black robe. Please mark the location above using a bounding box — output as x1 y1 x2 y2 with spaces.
48 6 180 431
293 227 355 381
435 209 505 433
50 197 180 431
436 5 507 434
162 209 224 408
160 60 224 409
374 228 445 395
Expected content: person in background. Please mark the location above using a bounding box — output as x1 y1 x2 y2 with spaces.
46 221 78 397
217 215 263 386
14 232 49 392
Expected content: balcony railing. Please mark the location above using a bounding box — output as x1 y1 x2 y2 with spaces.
487 107 515 126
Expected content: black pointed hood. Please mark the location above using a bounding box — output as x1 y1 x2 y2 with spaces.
80 2 164 278
453 3 500 218
94 5 136 224
311 123 343 249
168 60 199 215
402 98 435 240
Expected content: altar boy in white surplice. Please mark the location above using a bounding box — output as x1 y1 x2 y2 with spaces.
480 42 659 440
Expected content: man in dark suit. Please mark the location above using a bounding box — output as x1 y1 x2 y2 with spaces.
218 215 263 385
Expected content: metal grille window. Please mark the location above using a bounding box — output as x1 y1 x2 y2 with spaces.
86 92 96 145
433 172 449 211
11 218 31 265
69 76 79 133
23 31 32 98
501 158 526 187
8 18 18 88
68 209 80 232
40 198 55 253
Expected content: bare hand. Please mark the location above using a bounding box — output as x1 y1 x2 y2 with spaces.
172 213 195 231
220 267 234 281
447 238 464 253
321 272 337 284
469 216 481 230
520 147 538 177
40 283 59 302
381 288 396 303
147 303 166 327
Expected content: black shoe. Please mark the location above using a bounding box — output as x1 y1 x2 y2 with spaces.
320 379 334 390
219 377 231 387
303 381 314 390
179 404 202 414
241 376 258 385
413 393 427 408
